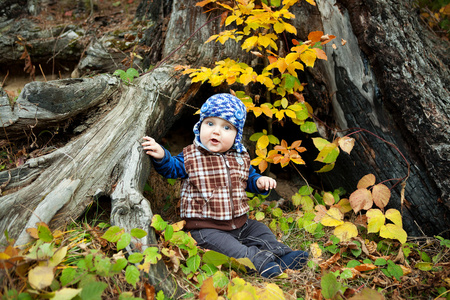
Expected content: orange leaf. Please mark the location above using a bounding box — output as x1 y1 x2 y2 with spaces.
372 184 391 209
26 228 39 239
219 11 228 27
291 140 302 149
314 48 327 60
199 277 218 300
349 188 373 214
357 174 376 189
258 160 268 173
268 55 277 64
354 263 377 272
308 31 323 43
319 252 340 270
196 0 214 7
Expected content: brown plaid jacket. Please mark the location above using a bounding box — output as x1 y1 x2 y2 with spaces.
181 144 250 221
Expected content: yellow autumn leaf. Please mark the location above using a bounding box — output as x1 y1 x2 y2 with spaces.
261 104 273 117
240 73 254 85
372 183 391 209
366 209 385 233
336 198 352 213
385 209 403 227
275 110 285 121
258 35 272 48
283 22 297 34
320 207 344 227
357 174 376 189
52 288 82 300
274 21 285 34
49 246 68 267
323 192 335 206
305 0 316 6
380 224 407 244
257 135 270 150
242 36 258 51
258 283 285 300
334 222 358 242
337 136 355 154
29 266 54 289
300 49 316 68
277 58 288 73
310 242 322 258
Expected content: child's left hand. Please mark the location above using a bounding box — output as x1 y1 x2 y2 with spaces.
256 176 277 191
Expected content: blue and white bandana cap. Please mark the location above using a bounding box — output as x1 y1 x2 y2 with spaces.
193 93 247 153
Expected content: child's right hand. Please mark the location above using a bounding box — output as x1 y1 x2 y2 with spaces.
142 136 165 160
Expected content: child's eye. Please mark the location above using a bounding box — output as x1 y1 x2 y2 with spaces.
207 121 214 126
224 125 231 130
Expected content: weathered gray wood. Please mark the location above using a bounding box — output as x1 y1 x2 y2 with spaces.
0 77 115 138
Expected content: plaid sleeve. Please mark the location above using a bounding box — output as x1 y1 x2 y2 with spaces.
152 148 188 179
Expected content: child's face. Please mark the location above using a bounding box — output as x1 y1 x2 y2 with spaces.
199 117 237 153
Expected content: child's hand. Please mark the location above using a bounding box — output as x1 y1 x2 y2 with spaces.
142 136 165 160
256 176 277 191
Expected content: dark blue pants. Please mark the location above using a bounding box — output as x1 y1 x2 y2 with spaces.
189 219 292 273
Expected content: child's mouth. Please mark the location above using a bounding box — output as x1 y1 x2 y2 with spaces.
210 138 219 144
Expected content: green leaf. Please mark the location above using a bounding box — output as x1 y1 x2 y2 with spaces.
117 233 132 250
202 250 230 267
80 281 108 300
126 68 139 81
340 269 353 280
268 135 280 144
125 265 140 288
387 260 403 281
112 258 128 272
143 247 162 264
128 253 144 264
38 224 53 242
249 132 264 141
94 256 112 277
315 143 340 164
374 258 387 266
167 178 177 186
151 215 168 231
300 121 317 133
186 255 201 273
164 224 174 241
347 260 361 268
415 262 433 271
282 74 297 90
316 163 335 173
60 268 78 286
130 228 147 239
321 273 340 299
272 207 283 218
255 211 265 221
101 226 124 243
298 185 314 195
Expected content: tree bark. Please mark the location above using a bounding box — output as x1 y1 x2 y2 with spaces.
291 0 449 237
